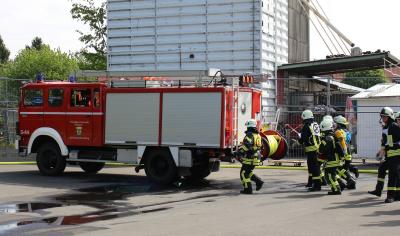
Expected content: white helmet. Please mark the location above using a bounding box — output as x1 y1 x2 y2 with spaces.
323 115 333 122
380 107 395 120
301 110 314 120
320 119 334 131
245 119 257 128
394 112 400 120
334 115 349 125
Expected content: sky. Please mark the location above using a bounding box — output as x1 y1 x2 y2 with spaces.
0 0 399 61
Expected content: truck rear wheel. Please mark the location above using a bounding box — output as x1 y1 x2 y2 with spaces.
186 164 211 181
36 142 66 176
144 149 178 185
79 162 105 174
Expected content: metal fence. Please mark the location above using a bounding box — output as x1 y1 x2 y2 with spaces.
0 77 25 160
268 77 400 160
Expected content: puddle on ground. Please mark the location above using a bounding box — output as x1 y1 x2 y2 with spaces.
0 179 234 235
0 203 64 214
0 206 172 234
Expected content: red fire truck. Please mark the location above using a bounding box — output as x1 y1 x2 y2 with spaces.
16 73 286 184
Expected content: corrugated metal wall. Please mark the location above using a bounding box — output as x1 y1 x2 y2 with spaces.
107 0 289 122
288 0 309 63
108 0 261 74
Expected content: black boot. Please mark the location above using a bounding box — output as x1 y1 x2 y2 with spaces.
338 178 346 191
327 191 341 195
321 176 327 186
240 184 253 194
306 176 312 188
352 167 359 178
346 178 356 190
385 197 395 203
368 190 382 197
368 181 384 197
308 180 321 192
251 175 264 191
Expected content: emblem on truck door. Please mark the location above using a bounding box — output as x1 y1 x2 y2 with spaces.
76 127 83 136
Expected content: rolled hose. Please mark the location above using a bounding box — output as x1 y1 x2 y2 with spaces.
260 130 288 161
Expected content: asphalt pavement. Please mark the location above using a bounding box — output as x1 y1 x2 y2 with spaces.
0 165 397 236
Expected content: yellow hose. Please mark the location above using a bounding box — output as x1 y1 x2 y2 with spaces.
266 135 280 157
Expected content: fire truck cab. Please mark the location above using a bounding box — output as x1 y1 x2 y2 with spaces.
16 74 284 184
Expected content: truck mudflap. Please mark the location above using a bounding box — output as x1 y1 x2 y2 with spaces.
260 130 288 161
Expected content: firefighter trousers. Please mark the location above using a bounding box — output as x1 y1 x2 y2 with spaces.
343 160 358 176
374 159 389 193
386 157 400 199
240 164 262 193
306 151 321 186
337 166 356 188
325 167 340 193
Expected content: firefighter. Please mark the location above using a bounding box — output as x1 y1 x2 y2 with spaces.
376 107 400 203
368 111 400 198
299 110 322 191
319 119 344 195
235 119 264 194
334 115 357 189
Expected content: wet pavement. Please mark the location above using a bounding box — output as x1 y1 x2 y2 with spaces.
0 165 398 236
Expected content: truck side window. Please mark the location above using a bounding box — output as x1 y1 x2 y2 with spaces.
71 89 91 107
93 88 100 108
48 89 64 107
24 89 43 107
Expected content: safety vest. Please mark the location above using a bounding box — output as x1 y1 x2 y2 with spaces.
383 124 400 158
241 133 262 165
305 122 321 152
334 129 351 161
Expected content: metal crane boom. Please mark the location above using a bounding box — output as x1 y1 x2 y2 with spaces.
299 0 355 47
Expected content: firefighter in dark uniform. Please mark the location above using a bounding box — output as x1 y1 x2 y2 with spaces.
373 107 400 203
367 112 397 198
235 119 264 194
299 110 322 191
334 115 356 190
319 119 345 195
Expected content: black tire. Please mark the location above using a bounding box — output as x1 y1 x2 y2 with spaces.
79 162 105 174
36 142 66 176
144 148 178 185
186 164 211 182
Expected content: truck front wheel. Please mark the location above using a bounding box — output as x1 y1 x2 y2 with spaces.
36 142 66 176
144 149 178 185
79 162 105 174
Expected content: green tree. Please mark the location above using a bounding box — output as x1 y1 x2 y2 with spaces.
71 0 107 70
0 35 10 63
1 45 78 81
25 37 44 50
343 69 387 89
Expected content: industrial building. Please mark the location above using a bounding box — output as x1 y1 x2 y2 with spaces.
106 0 310 121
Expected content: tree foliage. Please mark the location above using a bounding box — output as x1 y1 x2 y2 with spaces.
25 37 44 51
71 0 107 70
343 69 387 89
1 45 78 80
0 35 10 63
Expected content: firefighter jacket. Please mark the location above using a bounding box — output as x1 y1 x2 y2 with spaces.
382 120 400 158
318 132 345 168
299 119 321 153
334 128 351 161
238 130 262 165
